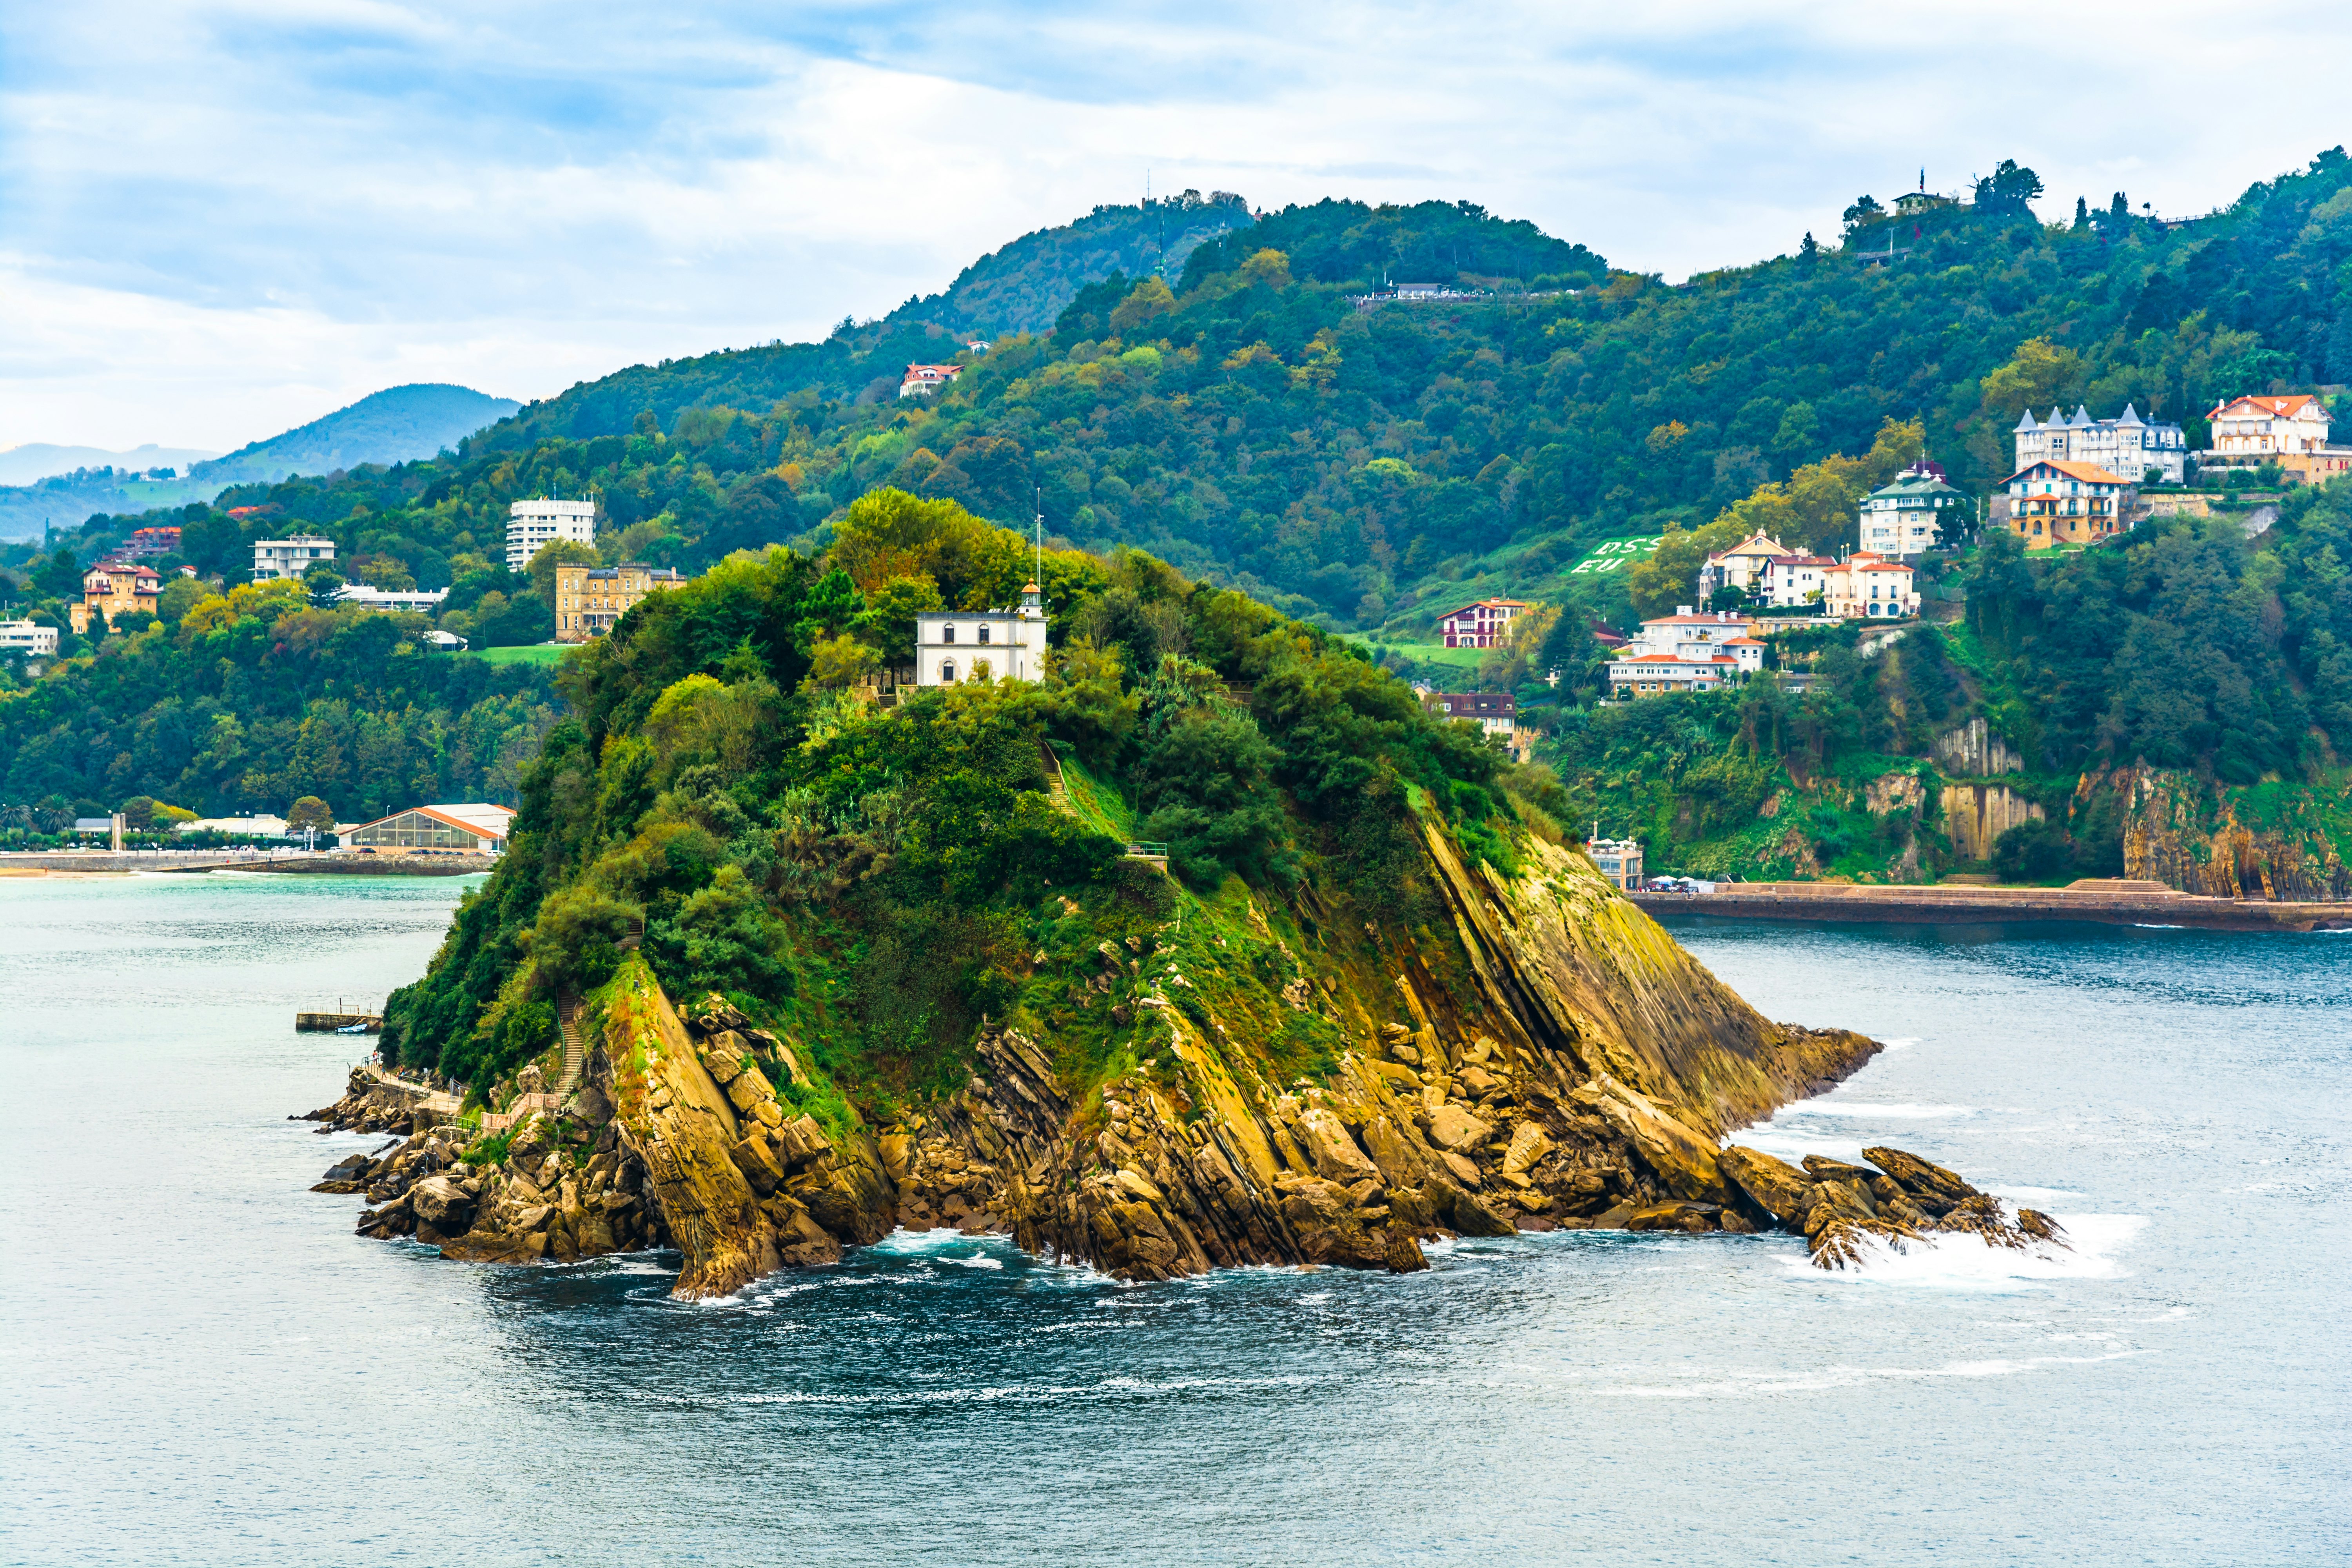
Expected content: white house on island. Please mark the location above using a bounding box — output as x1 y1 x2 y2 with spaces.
916 583 1048 686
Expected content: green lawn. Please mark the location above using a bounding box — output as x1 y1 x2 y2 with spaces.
467 643 574 668
1341 634 1486 670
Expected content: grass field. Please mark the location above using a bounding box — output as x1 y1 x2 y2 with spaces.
468 643 573 668
1339 634 1486 670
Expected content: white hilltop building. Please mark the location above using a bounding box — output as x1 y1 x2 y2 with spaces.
506 498 597 572
916 583 1048 686
2014 404 2186 486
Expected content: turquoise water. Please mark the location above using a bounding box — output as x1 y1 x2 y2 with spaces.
3 876 2347 1565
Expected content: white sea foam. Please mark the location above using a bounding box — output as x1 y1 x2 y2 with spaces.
1986 1185 2085 1204
1611 1346 2151 1398
1877 1036 1921 1049
1784 1210 2146 1293
1780 1100 1975 1119
944 1252 1004 1270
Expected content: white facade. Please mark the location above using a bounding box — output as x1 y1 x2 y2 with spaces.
2015 404 2187 485
336 585 449 613
1760 555 1837 608
916 585 1048 686
0 619 59 655
1821 554 1919 618
900 364 962 398
506 499 597 572
252 535 336 581
1858 460 1966 559
2207 395 2330 457
1606 609 1765 697
1586 838 1644 891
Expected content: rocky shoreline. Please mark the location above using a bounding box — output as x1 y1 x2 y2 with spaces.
300 993 2062 1283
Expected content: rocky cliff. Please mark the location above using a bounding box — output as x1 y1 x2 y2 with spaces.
2107 765 2352 901
303 824 1993 1291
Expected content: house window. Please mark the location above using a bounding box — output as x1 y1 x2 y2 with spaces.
942 624 955 644
941 660 956 682
978 625 991 645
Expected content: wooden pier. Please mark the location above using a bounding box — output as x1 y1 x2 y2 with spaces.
296 1012 383 1033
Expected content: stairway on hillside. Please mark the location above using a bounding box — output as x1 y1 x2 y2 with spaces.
554 998 586 1100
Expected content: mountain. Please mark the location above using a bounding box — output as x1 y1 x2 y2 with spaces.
886 191 1254 336
0 383 518 541
0 443 219 488
190 383 520 486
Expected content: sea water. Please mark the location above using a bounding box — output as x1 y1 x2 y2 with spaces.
2 877 2347 1565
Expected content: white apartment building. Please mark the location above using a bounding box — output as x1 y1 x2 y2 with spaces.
2015 404 2187 486
1605 609 1765 697
336 585 449 613
915 583 1048 686
1859 459 1966 559
0 619 59 656
252 535 336 581
506 499 598 572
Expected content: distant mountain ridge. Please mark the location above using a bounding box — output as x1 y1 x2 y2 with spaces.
0 383 518 540
0 443 220 488
192 383 520 486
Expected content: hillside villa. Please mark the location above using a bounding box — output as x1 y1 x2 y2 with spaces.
1859 459 1965 559
916 582 1049 685
1999 458 2132 550
555 561 688 642
1418 690 1516 737
900 363 963 397
1605 608 1764 697
2014 404 2187 485
1436 596 1531 649
1585 836 1644 891
69 558 161 634
2203 394 2352 483
1697 533 1788 601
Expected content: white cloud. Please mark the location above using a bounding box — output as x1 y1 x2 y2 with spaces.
2 1 2345 448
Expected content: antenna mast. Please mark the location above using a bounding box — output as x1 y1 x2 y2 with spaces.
1034 485 1044 590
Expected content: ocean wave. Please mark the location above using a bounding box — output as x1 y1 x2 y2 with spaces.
1779 1100 1976 1119
1610 1347 2152 1398
1784 1211 2147 1293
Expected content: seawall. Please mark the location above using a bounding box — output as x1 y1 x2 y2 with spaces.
1632 880 2352 933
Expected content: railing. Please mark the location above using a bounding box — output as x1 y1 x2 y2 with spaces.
1124 842 1170 860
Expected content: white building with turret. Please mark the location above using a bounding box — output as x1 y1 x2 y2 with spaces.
2014 404 2185 486
916 583 1048 686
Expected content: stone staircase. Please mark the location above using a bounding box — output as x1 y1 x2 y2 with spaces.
553 997 586 1100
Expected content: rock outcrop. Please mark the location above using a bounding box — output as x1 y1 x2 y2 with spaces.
307 827 1901 1293
1717 1143 2066 1269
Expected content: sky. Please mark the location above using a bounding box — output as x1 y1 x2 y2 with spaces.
4 2 2348 452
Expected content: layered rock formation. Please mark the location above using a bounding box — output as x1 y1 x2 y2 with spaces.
2106 765 2352 901
307 829 1958 1291
1717 1143 2066 1269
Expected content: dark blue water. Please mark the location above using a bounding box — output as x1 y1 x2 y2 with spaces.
4 878 2347 1565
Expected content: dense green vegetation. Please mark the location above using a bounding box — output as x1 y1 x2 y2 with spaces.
1544 477 2352 878
18 151 2351 657
0 576 561 820
382 494 1530 1093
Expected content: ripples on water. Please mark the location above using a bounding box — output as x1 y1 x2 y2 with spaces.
3 880 2347 1565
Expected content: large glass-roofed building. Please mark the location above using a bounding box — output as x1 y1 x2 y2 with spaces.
343 803 516 855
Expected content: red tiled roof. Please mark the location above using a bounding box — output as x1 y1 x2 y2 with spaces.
2213 394 2318 419
1999 459 2129 486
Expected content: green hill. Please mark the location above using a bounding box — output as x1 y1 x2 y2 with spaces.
192 383 520 485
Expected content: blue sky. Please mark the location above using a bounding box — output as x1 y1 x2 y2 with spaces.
4 2 2348 449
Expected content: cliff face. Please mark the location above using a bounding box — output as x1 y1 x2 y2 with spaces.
315 822 1881 1292
2109 766 2352 901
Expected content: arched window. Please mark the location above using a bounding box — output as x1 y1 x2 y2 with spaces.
977 624 991 644
940 660 956 683
942 624 956 644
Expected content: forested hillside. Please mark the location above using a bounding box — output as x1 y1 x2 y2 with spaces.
18 152 2350 644
0 577 561 822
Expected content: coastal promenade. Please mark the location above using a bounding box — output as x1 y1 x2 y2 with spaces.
0 849 492 875
1633 878 2352 932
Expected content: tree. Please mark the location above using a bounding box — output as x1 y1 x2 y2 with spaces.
1973 160 2044 218
287 795 336 832
527 538 599 605
1840 196 1884 236
304 563 346 608
156 575 209 625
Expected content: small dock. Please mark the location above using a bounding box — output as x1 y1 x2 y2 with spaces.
296 1012 383 1033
